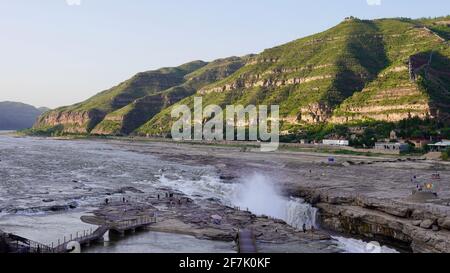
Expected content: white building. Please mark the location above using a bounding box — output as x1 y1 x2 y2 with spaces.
428 140 450 152
374 142 410 152
322 139 349 146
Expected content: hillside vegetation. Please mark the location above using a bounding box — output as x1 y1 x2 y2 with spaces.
33 17 450 142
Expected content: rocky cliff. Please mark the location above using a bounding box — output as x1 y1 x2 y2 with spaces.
294 187 450 253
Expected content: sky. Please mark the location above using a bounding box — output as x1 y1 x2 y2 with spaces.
0 0 449 109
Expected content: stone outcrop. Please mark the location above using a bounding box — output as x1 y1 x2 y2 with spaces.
36 109 106 134
331 104 432 124
292 187 450 253
299 103 333 123
199 73 332 95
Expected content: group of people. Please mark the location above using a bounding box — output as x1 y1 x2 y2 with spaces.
411 175 423 192
411 173 440 193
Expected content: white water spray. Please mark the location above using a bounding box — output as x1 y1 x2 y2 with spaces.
156 172 399 252
231 173 318 230
332 236 399 253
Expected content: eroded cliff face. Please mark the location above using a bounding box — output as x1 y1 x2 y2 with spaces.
36 110 106 134
198 65 333 95
294 187 450 253
331 85 433 124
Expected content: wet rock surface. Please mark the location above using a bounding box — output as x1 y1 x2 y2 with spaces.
1 135 448 252
82 192 337 253
117 140 450 253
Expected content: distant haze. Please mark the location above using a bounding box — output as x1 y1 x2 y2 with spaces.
0 0 449 108
0 101 49 130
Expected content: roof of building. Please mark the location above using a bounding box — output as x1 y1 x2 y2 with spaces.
375 142 409 145
428 140 450 146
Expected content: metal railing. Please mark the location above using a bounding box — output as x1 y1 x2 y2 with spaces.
4 197 159 253
4 234 54 253
113 216 157 230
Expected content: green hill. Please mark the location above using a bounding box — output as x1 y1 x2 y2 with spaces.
35 61 207 133
136 17 449 136
91 57 247 135
33 16 450 140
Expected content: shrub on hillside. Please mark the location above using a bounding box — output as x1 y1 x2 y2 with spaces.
442 148 450 161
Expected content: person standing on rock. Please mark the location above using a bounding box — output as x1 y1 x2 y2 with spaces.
302 224 307 233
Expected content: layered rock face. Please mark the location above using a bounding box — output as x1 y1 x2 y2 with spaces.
36 109 105 134
296 189 450 253
34 17 450 136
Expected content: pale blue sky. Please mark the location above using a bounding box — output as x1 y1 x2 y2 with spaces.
0 0 448 108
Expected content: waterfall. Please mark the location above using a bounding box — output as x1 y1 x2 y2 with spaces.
285 198 318 230
157 172 319 230
156 172 399 252
231 173 318 230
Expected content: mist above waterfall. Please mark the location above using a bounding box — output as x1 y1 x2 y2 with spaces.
232 173 317 230
232 173 286 218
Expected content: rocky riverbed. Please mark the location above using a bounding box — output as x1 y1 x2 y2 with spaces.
0 135 343 253
80 191 336 253
110 139 450 253
2 135 446 252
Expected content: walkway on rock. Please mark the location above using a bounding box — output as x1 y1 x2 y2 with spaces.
236 229 258 253
2 215 156 253
53 215 156 253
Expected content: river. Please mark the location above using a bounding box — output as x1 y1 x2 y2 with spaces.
0 134 397 253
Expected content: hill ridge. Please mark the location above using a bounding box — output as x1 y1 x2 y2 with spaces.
33 16 450 141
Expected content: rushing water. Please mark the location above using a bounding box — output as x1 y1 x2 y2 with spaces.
0 135 397 253
0 135 231 252
231 173 318 230
332 236 399 253
85 231 235 253
158 169 397 253
158 173 318 230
